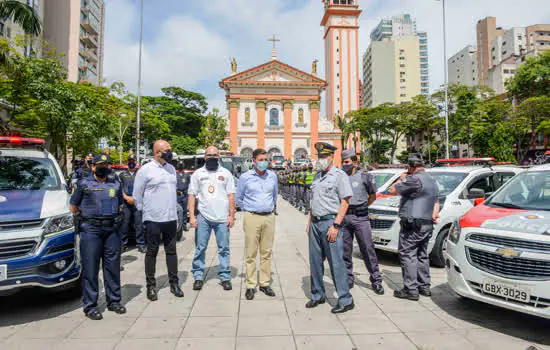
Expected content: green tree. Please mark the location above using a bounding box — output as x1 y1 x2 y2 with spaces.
0 0 42 36
470 97 514 160
506 50 550 100
350 106 392 163
515 96 550 160
198 108 228 150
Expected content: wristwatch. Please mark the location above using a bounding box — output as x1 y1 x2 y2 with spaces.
333 222 342 229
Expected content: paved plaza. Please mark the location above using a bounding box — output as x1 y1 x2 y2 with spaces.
1 200 550 350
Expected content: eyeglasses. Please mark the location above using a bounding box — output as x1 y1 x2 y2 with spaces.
205 154 219 157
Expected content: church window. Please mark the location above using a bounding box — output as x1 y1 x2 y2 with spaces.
269 108 279 126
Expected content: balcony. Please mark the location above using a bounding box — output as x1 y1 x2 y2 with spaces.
81 0 102 17
81 49 98 63
81 33 98 48
81 15 100 35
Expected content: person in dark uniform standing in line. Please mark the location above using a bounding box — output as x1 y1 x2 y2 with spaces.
119 155 146 253
81 153 94 178
69 153 126 320
303 165 315 216
176 161 190 232
389 154 439 300
305 142 354 314
341 149 384 294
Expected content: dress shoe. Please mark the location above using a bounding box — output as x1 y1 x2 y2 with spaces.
85 310 103 321
193 280 204 291
183 225 189 232
373 284 385 295
245 288 255 300
147 286 158 301
331 302 355 314
393 289 419 301
170 284 184 297
305 299 326 308
221 281 232 291
419 288 432 297
259 286 276 297
137 247 146 254
107 304 127 314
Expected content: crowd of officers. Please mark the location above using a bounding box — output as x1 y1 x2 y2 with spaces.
278 165 316 215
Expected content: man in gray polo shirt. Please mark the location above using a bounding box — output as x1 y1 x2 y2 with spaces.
305 142 354 314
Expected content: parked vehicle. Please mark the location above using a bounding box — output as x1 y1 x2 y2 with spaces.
367 165 523 267
270 154 286 170
369 168 406 199
0 137 81 295
293 158 312 169
446 164 550 319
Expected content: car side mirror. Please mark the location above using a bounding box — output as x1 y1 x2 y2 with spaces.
468 188 485 200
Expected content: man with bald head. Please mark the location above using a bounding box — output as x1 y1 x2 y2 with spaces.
188 146 236 291
133 140 184 301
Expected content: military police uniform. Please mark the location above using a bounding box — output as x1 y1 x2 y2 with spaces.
119 155 145 250
176 162 191 230
303 167 315 215
70 154 126 320
341 149 384 293
307 142 354 313
81 152 94 179
394 154 439 300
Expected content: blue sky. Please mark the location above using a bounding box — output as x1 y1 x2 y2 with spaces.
103 0 550 116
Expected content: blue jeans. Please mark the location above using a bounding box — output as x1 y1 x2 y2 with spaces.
192 214 231 281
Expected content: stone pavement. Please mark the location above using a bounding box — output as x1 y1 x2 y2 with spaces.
1 199 550 350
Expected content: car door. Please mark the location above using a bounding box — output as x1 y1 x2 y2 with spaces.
494 171 517 189
462 173 497 199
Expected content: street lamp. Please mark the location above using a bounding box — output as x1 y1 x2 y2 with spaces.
437 0 450 159
136 0 144 164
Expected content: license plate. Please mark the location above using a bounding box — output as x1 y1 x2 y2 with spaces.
482 280 530 303
0 265 6 282
372 233 383 244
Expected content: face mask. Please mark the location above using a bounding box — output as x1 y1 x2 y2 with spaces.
161 150 173 163
342 164 355 175
205 157 219 171
255 161 268 172
128 162 136 169
316 158 330 171
86 160 92 166
94 167 111 179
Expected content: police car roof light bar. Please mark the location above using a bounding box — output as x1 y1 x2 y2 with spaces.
0 136 45 146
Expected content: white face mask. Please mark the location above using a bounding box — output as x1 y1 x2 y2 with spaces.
316 158 330 171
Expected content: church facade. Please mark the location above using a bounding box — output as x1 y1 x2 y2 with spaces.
220 0 362 162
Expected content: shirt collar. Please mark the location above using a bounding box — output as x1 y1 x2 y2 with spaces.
153 159 168 168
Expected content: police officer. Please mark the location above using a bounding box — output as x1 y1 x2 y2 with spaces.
341 149 384 294
69 153 126 320
306 142 354 314
303 165 315 216
176 160 190 232
389 154 439 300
119 155 146 253
82 153 94 178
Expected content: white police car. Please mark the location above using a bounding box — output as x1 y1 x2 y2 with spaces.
0 137 80 294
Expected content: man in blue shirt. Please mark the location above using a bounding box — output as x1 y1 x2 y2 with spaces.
236 148 278 300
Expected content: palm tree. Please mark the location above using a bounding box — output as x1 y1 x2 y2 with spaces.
0 0 42 37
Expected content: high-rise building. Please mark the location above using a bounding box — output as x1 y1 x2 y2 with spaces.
43 0 105 85
448 45 478 87
476 17 505 86
363 14 426 108
526 24 550 54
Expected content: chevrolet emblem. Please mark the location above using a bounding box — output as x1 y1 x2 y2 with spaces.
369 214 377 220
496 247 521 258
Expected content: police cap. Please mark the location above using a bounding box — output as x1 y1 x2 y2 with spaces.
408 153 424 167
341 148 356 160
315 142 337 156
93 153 112 165
86 152 94 159
127 155 137 162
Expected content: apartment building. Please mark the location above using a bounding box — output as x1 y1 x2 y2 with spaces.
476 17 505 87
448 45 478 87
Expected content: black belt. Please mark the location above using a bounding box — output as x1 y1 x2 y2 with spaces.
347 206 369 216
248 211 273 216
312 214 337 222
400 218 433 225
83 217 119 226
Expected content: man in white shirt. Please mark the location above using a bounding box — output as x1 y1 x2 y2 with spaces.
188 146 236 291
133 140 184 301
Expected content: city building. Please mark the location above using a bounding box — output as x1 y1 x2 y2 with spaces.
448 45 478 87
43 0 105 85
0 0 44 57
363 14 429 108
476 17 505 86
526 24 550 53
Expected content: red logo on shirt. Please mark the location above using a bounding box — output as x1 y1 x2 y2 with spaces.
218 176 225 181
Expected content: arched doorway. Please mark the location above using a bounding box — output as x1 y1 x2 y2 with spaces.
294 148 308 160
240 147 253 159
268 147 281 159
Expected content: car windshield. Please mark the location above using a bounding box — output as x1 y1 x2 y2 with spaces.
429 172 468 197
372 173 395 189
487 171 550 211
273 156 284 161
220 157 234 173
0 156 61 190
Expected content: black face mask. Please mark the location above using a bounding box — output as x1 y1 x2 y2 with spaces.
161 150 173 163
205 157 219 171
342 164 355 175
86 160 93 166
94 167 111 179
128 162 136 169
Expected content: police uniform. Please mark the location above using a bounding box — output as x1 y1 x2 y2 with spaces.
118 155 145 250
303 168 315 215
394 154 439 299
70 153 125 320
81 153 94 179
307 142 354 312
176 163 190 229
341 149 384 293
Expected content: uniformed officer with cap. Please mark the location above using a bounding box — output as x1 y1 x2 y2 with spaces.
82 152 94 178
119 155 145 253
341 149 384 294
306 142 354 313
389 153 439 300
70 153 126 320
176 161 191 232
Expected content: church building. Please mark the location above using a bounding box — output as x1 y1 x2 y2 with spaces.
220 0 362 163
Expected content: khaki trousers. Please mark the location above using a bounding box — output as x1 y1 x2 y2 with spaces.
244 212 275 289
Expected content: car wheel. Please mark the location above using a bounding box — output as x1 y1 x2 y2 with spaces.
430 226 450 268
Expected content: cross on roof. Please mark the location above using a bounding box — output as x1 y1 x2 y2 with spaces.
268 34 280 60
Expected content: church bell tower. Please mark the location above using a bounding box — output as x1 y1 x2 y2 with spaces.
321 0 362 123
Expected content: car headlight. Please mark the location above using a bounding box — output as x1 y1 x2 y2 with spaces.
448 221 461 244
43 213 74 237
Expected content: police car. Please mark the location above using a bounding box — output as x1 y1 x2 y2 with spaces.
367 165 523 267
369 167 406 199
445 164 550 319
0 137 81 294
